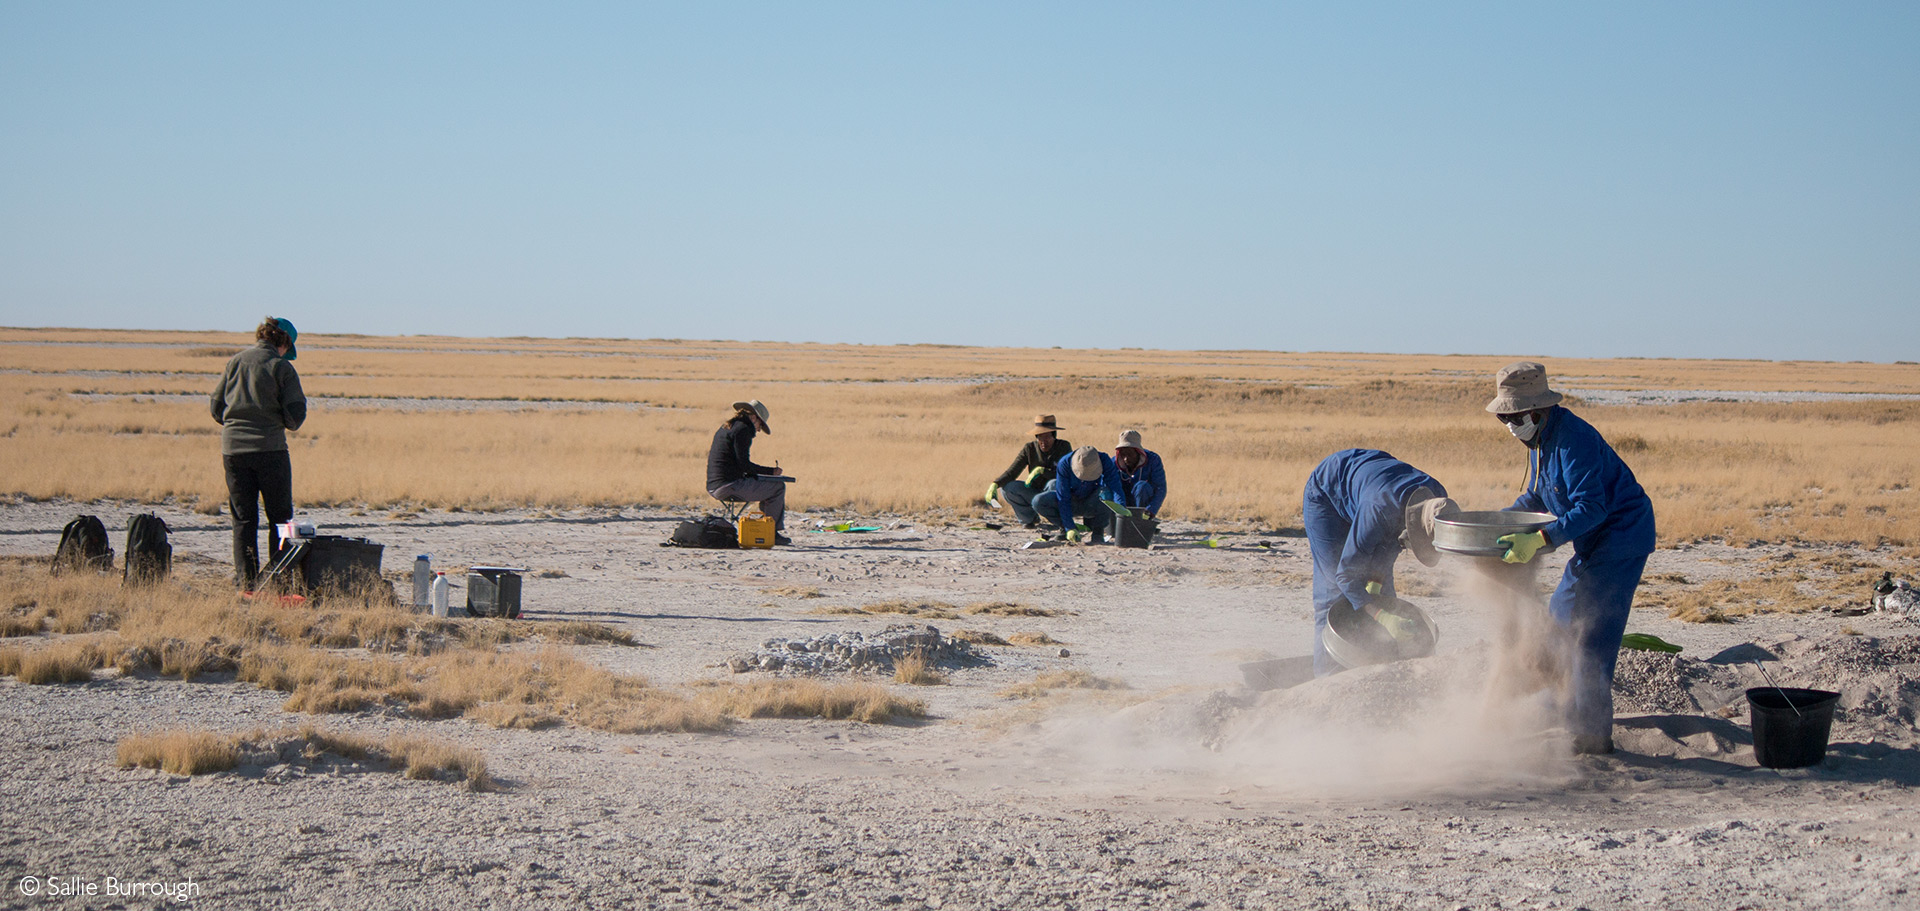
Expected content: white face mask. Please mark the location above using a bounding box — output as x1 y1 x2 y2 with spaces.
1507 412 1542 444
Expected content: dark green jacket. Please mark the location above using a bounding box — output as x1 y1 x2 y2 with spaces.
210 343 307 455
994 437 1073 488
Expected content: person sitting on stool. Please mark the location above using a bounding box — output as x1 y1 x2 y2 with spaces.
707 399 790 546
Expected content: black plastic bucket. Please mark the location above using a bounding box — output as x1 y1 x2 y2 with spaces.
1747 687 1840 769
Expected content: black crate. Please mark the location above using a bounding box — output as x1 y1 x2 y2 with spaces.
299 536 385 596
466 567 523 619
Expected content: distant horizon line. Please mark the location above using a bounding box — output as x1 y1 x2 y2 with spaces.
4 324 1913 367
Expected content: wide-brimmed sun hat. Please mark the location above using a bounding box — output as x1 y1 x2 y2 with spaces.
1485 361 1563 414
1115 429 1144 451
1032 414 1062 435
1070 445 1103 482
273 317 298 361
732 399 771 433
1401 490 1460 567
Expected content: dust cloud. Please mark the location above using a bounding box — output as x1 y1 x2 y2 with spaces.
1031 559 1582 800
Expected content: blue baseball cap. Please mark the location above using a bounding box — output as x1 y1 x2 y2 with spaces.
274 318 298 360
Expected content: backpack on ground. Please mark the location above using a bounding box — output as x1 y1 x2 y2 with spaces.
124 513 173 585
53 514 113 574
666 515 741 549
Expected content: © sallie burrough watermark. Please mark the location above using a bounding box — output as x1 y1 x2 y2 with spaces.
17 873 201 903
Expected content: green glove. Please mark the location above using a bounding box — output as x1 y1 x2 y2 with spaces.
1066 528 1084 543
1364 581 1384 597
1499 530 1547 564
986 483 1002 507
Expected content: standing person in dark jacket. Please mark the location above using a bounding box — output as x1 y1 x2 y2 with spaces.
707 399 790 545
987 415 1073 529
210 317 307 590
1302 448 1456 677
1487 361 1656 755
1112 429 1167 519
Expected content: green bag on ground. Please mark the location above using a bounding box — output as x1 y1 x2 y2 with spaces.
1621 633 1682 653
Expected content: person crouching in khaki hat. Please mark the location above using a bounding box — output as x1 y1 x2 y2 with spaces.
1485 361 1656 754
1111 429 1167 519
1031 445 1121 543
987 414 1074 529
707 399 790 545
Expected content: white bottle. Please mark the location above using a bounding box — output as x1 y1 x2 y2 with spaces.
412 555 432 611
430 572 450 618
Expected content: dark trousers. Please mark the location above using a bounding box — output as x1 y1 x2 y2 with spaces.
225 450 294 588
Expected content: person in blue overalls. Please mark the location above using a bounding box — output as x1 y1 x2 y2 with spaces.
1112 429 1167 519
1487 361 1657 756
1032 445 1122 543
1302 449 1457 677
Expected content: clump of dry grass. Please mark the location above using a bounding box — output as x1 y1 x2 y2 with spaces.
809 605 873 616
384 734 493 790
538 621 637 646
964 602 1064 617
694 679 927 724
1006 631 1063 646
116 730 239 775
0 638 100 684
761 585 824 599
1634 553 1892 621
861 599 961 619
118 725 494 790
892 650 946 686
951 629 1008 646
997 670 1128 699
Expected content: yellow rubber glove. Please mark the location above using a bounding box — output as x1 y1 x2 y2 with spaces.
1364 581 1384 597
1375 610 1416 642
985 483 1002 506
1499 530 1547 564
1065 528 1084 543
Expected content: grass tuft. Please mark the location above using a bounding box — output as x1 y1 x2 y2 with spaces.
892 650 946 686
695 679 927 724
116 730 239 775
964 601 1063 617
997 670 1129 699
951 629 1008 646
1006 631 1063 646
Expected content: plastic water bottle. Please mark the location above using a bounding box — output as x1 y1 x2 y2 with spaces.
430 572 450 618
412 555 432 611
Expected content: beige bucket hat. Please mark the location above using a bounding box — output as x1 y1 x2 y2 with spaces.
731 399 771 432
1402 490 1460 567
1032 414 1062 435
1115 429 1144 451
1070 445 1104 482
1485 361 1564 414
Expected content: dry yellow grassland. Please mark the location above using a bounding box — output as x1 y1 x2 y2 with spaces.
5 328 1919 545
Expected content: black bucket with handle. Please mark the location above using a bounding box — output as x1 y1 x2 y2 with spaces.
1747 687 1840 769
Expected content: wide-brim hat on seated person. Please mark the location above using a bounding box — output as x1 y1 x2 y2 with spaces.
1032 414 1062 435
732 399 771 433
1115 429 1144 452
1401 490 1461 567
1070 445 1103 481
1485 361 1564 414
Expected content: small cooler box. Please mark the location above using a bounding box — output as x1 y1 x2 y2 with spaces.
466 566 524 619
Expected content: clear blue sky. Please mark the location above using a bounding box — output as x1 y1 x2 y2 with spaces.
3 3 1916 361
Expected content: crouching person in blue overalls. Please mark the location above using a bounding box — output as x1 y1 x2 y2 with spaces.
1487 362 1656 756
1112 429 1166 519
1302 449 1457 677
1033 446 1122 543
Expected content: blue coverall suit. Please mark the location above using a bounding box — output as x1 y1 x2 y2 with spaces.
1302 449 1447 677
1116 450 1167 517
1032 451 1123 540
1508 406 1657 743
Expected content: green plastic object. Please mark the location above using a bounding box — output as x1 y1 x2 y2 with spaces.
1102 501 1134 518
1621 633 1682 653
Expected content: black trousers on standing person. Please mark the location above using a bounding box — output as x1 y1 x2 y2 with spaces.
225 449 293 589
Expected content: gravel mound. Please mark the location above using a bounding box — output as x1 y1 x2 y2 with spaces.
724 624 993 675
